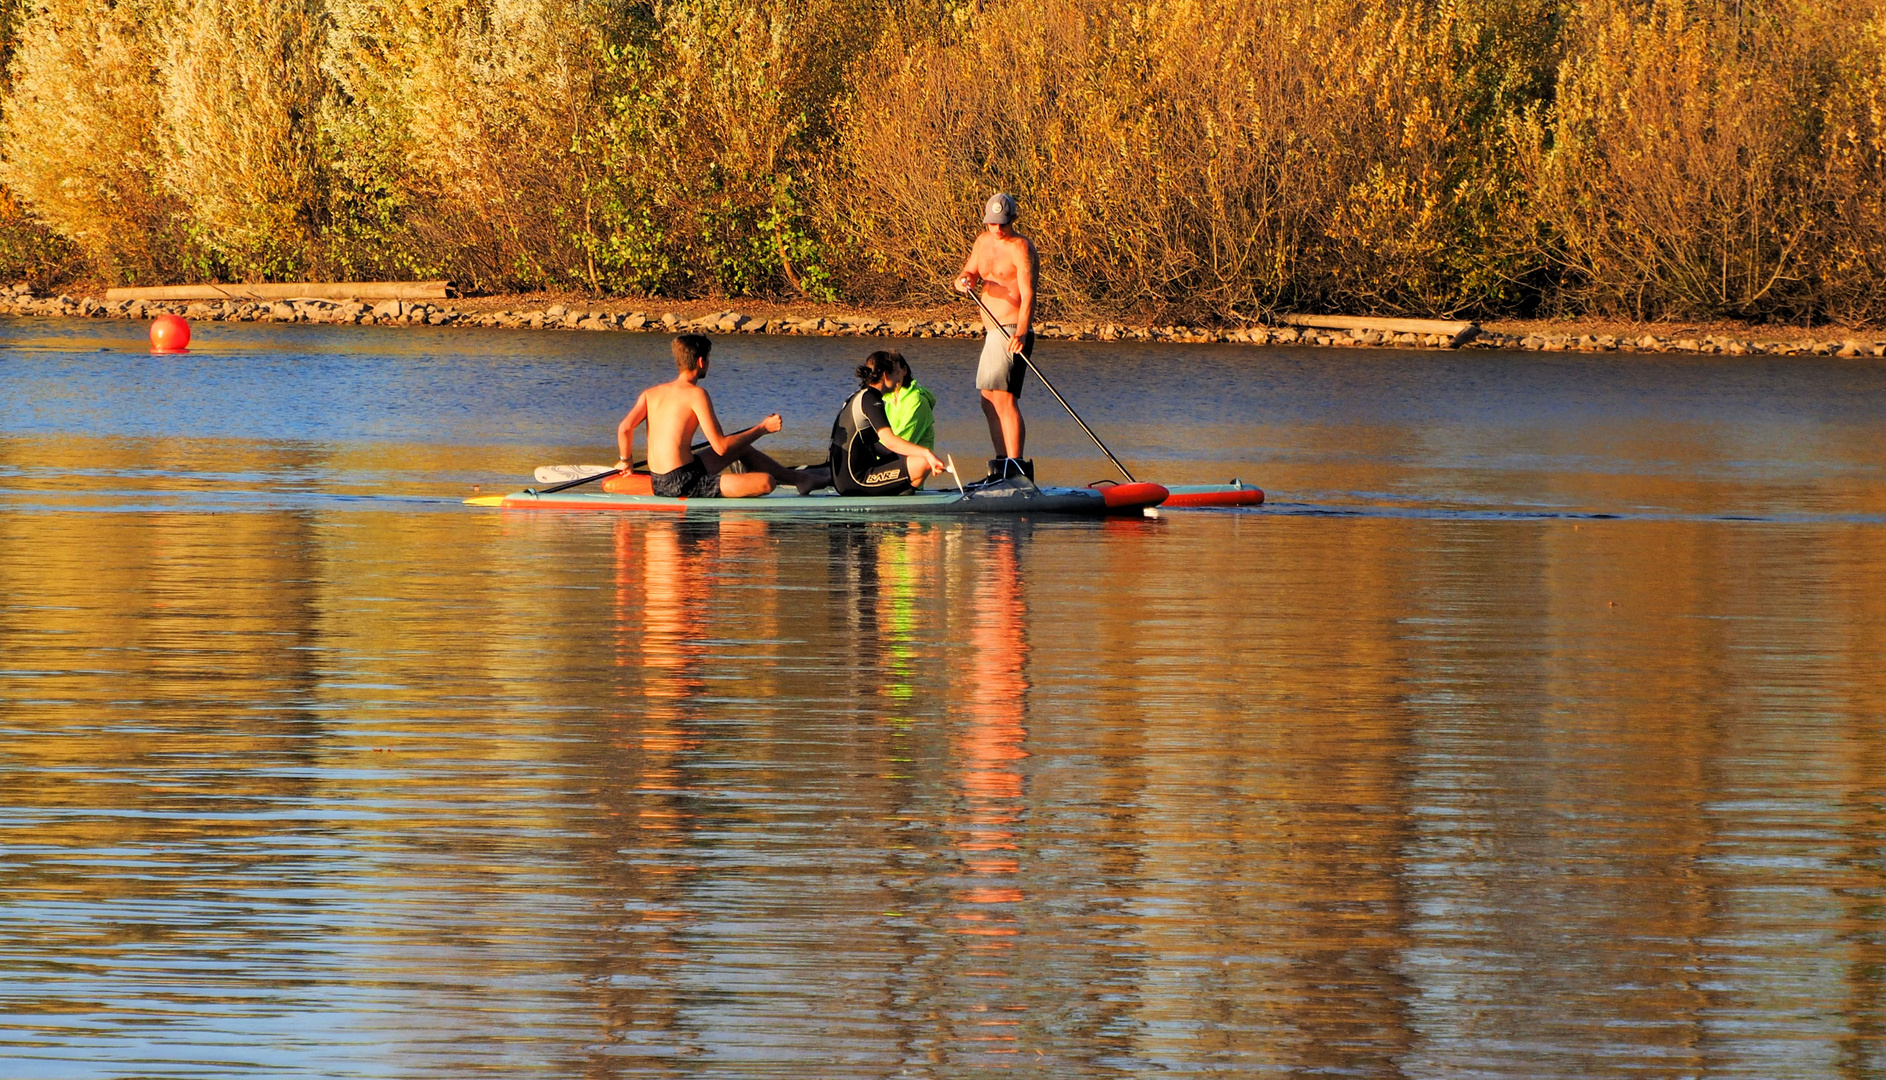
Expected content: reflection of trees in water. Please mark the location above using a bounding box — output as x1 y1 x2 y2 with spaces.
0 503 325 934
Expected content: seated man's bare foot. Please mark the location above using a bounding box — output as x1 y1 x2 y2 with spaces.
793 466 830 496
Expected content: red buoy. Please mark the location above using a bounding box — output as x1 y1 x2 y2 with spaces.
150 314 191 353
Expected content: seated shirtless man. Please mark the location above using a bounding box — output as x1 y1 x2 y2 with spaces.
615 334 809 498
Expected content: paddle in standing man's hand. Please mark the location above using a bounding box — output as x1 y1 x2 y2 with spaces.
955 192 1037 480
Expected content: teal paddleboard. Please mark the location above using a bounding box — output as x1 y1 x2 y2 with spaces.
468 477 1169 516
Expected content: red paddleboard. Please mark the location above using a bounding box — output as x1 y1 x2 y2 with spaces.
1096 482 1169 510
602 472 655 495
1157 482 1265 508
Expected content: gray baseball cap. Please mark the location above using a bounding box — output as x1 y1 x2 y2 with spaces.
983 192 1018 225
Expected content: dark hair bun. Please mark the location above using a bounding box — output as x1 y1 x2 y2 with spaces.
855 350 905 386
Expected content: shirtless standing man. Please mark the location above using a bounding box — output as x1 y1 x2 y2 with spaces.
615 334 809 498
954 192 1037 476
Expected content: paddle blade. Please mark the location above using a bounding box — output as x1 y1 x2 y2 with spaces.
535 464 614 485
537 468 621 494
463 494 505 507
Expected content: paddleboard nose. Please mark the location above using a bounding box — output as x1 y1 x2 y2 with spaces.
1097 481 1168 510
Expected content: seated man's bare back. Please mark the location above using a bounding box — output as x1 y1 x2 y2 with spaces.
616 334 809 499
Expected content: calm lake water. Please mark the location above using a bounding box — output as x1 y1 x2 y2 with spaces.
3 318 1884 1079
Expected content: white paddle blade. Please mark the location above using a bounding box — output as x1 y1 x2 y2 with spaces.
534 464 615 484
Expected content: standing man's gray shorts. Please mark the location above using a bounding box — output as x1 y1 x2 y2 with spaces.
976 325 1033 396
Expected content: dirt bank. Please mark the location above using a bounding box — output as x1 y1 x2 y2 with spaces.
7 285 1884 358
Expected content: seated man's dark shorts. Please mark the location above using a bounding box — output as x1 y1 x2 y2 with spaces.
651 457 721 499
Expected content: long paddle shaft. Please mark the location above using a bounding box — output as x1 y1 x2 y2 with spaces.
536 468 617 494
533 438 715 494
967 288 1136 482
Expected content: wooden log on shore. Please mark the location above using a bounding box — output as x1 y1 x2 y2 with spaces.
103 281 454 302
1278 313 1478 346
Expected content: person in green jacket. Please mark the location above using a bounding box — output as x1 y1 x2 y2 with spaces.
882 353 937 449
796 351 942 495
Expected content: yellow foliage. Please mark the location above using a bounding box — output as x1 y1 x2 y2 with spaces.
0 0 1884 319
1523 0 1825 317
835 0 1537 318
1818 12 1886 323
0 0 176 281
160 0 326 277
322 0 601 287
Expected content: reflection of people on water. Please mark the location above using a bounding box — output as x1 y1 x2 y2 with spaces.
637 519 706 694
594 516 715 1056
828 351 948 497
954 528 1029 910
876 523 938 709
613 334 813 498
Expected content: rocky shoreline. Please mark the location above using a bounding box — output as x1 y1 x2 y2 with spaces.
5 284 1885 358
